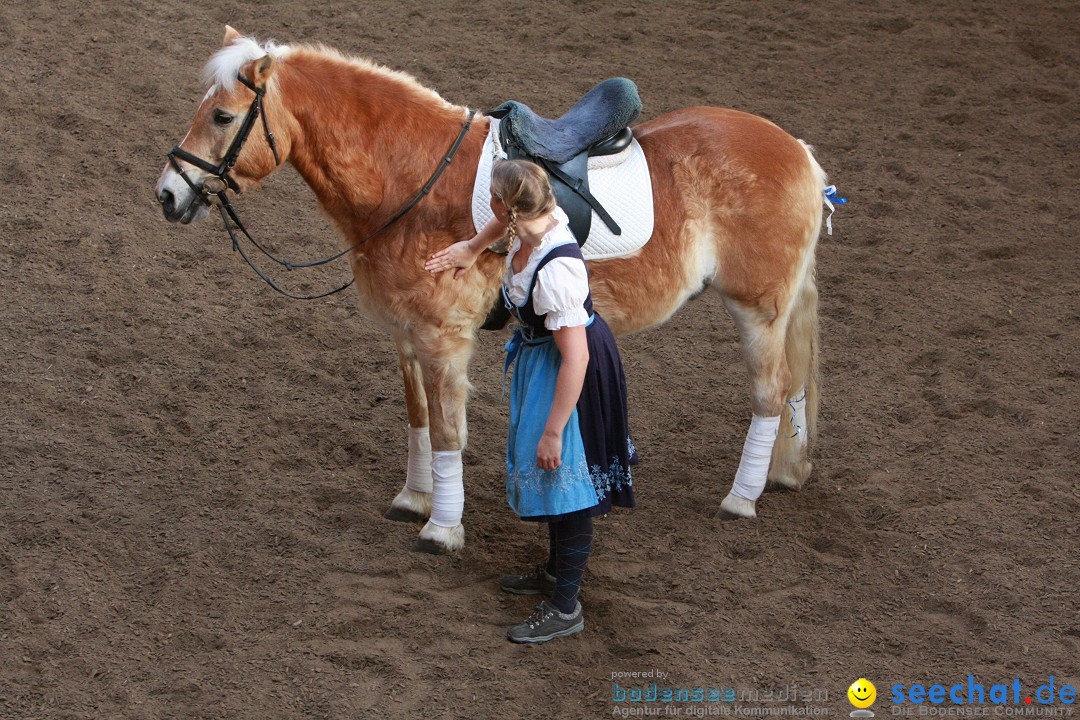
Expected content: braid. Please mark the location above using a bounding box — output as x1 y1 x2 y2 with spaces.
505 207 518 246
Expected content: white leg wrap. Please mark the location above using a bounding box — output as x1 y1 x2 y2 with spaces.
429 450 464 528
404 426 433 494
730 415 781 502
786 389 808 447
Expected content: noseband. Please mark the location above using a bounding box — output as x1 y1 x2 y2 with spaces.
164 71 477 300
167 73 280 197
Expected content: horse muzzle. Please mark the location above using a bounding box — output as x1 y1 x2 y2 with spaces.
156 166 214 224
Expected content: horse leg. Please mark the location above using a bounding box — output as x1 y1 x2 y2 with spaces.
767 273 819 491
384 330 434 523
717 298 791 520
411 327 473 553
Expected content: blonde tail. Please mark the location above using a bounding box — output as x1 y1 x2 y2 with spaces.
767 141 825 490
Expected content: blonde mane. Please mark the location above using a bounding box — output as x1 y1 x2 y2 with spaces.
292 43 457 110
201 37 291 92
202 36 458 112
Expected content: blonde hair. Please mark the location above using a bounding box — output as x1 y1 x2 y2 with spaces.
491 159 557 245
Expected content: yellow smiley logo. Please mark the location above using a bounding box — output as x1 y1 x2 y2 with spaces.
848 678 876 709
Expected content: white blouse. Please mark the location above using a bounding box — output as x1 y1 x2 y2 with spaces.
503 208 591 331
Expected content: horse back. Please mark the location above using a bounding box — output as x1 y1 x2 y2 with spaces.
585 106 825 333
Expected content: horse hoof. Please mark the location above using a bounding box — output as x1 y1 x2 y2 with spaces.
385 487 431 523
766 461 812 492
764 478 800 493
413 537 449 554
414 520 465 554
384 506 428 523
716 493 757 521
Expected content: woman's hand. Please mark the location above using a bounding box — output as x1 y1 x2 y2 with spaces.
426 217 507 277
537 430 563 471
425 239 483 279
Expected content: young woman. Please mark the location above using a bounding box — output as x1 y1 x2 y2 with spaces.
425 159 637 643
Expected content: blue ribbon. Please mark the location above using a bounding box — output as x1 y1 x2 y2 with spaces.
502 327 547 399
824 186 848 204
503 328 525 381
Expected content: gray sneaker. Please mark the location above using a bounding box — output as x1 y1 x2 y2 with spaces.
507 600 584 644
499 563 556 596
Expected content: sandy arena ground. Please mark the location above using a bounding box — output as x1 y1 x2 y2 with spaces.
1 0 1077 717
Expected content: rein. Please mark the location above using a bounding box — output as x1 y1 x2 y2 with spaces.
167 71 477 300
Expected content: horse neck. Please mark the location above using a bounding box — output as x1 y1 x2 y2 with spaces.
273 52 470 237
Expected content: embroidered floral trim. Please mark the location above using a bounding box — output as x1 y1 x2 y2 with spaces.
509 458 633 500
589 459 634 501
509 460 595 496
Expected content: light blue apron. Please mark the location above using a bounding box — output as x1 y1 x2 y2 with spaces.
504 328 600 518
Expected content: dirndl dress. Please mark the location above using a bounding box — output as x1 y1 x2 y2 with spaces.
502 221 638 523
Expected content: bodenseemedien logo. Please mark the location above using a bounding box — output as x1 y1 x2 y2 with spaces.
849 678 877 717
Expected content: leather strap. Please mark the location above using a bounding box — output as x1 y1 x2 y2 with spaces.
168 72 281 195
542 158 622 236
207 109 477 299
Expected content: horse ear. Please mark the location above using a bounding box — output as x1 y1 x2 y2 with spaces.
223 25 242 46
253 54 275 85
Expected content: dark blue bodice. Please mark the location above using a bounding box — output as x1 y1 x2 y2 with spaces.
500 242 594 340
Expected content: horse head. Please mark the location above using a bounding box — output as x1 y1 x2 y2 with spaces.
156 26 288 224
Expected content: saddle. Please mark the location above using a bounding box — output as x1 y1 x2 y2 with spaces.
487 78 643 246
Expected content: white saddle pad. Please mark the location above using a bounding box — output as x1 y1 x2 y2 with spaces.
471 118 654 260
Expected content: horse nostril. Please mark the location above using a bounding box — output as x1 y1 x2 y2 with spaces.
160 189 175 215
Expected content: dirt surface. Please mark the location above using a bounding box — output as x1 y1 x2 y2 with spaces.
1 0 1077 717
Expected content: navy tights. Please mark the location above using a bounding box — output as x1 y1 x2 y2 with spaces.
545 513 594 614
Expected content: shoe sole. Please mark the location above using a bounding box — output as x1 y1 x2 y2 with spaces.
499 585 586 600
500 585 553 596
507 618 584 644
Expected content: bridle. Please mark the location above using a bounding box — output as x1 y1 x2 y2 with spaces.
168 73 280 196
166 71 477 300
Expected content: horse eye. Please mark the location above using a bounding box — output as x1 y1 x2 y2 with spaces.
213 110 234 126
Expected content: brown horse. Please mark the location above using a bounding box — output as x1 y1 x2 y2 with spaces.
156 28 826 553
